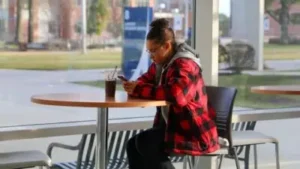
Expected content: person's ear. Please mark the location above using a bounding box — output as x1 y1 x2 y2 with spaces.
164 41 171 50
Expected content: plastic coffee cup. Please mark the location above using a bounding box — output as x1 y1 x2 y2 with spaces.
105 80 116 98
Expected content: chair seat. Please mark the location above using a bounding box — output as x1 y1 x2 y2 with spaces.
186 147 227 156
0 150 51 169
206 147 228 155
232 131 278 146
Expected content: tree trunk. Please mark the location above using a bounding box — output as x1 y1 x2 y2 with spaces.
60 0 74 40
279 0 290 44
17 0 28 51
15 0 22 42
28 0 33 43
28 0 39 43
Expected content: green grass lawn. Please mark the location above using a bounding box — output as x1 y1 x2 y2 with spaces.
264 44 300 60
0 44 299 70
73 74 300 109
219 74 300 108
0 50 122 70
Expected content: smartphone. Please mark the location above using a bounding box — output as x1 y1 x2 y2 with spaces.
117 75 128 82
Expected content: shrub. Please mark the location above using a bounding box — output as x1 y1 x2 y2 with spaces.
224 40 255 72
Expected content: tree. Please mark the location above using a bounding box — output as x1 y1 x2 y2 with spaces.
107 0 122 38
16 0 28 51
15 0 22 43
265 0 300 44
28 0 38 43
87 0 109 35
219 14 230 37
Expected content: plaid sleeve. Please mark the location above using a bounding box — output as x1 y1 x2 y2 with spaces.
136 63 156 84
129 63 156 97
133 59 197 107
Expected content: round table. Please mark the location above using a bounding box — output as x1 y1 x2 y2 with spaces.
251 85 300 95
31 92 167 169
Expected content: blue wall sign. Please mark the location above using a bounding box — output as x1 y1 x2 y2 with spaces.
122 7 153 80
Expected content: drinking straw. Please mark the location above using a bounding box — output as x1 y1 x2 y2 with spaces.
110 66 118 80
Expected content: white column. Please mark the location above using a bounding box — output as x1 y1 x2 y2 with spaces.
81 0 87 54
231 0 264 71
231 0 247 39
194 0 219 86
193 4 219 167
249 0 265 71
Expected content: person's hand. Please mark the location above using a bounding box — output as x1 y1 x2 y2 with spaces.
123 81 138 95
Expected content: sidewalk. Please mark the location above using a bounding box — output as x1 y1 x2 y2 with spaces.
219 59 300 76
219 69 300 76
243 70 300 76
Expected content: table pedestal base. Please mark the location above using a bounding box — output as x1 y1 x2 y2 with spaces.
96 108 108 169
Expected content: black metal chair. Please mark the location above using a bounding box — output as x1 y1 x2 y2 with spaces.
185 86 280 169
184 86 239 169
220 74 280 169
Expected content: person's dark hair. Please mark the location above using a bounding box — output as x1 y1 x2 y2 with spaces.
147 18 176 46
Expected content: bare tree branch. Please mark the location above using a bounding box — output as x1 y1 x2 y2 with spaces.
266 10 280 23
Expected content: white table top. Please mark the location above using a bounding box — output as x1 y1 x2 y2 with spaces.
251 85 300 95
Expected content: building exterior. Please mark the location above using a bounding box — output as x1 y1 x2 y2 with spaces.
127 0 155 7
1 0 81 43
264 1 300 38
0 0 192 43
128 0 190 40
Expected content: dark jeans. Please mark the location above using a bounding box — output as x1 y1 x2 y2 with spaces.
126 127 175 169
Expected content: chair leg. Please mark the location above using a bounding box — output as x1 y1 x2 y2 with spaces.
253 145 258 169
274 142 280 169
183 155 188 169
244 145 251 169
193 156 199 169
187 156 194 169
218 155 224 169
231 148 241 169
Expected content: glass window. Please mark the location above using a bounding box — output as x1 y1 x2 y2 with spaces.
0 0 193 159
219 0 300 110
218 0 300 166
0 0 192 122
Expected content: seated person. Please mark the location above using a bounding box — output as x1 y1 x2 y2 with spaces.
122 18 219 169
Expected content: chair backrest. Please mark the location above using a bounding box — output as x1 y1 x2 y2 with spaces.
75 129 185 169
76 129 145 169
232 121 256 131
77 134 95 169
206 86 237 147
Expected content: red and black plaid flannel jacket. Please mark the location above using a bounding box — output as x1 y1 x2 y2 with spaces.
131 58 220 155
